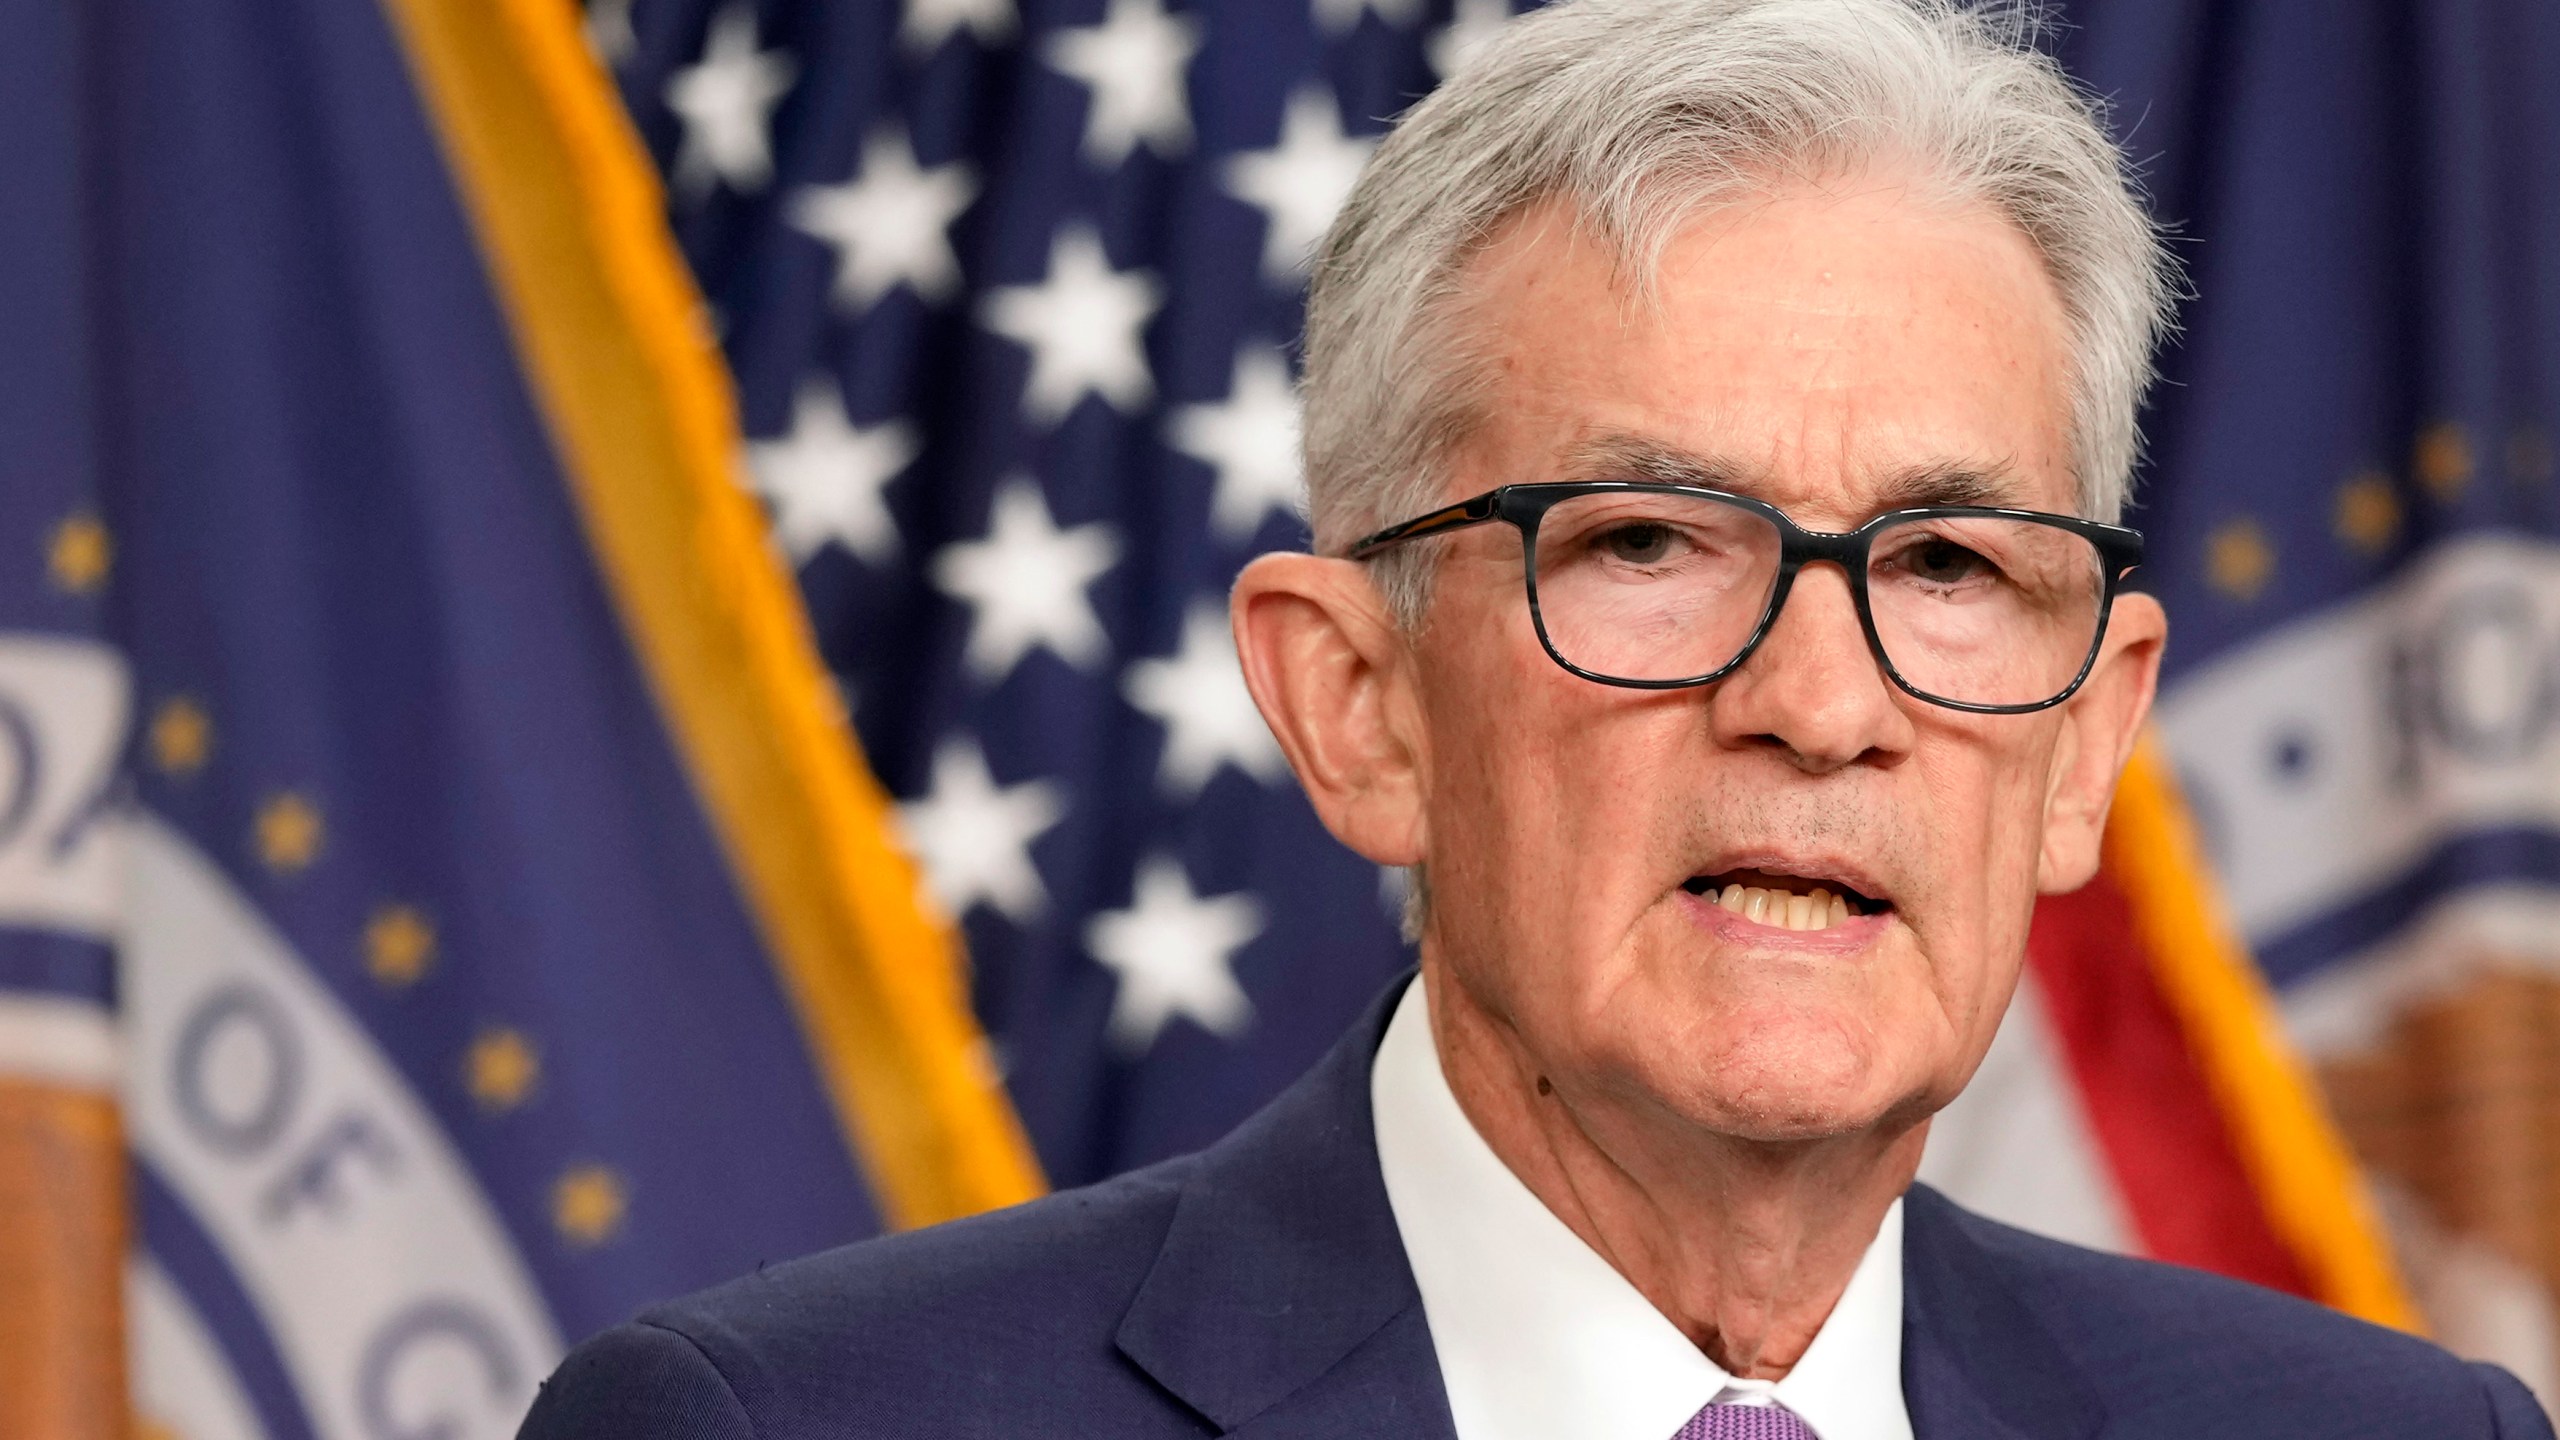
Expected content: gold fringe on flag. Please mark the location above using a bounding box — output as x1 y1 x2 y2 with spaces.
0 1071 130 1440
2109 734 2422 1331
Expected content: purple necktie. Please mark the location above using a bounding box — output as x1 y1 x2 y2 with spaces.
1672 1401 1820 1439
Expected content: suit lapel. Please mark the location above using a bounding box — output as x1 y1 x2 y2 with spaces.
1116 975 1458 1439
1119 989 2105 1440
1218 1306 1451 1440
1900 1185 2106 1440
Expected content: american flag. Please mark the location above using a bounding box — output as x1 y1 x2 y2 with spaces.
599 0 1522 1184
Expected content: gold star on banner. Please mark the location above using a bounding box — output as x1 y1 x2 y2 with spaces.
2207 519 2274 601
553 1164 628 1247
2414 422 2473 500
365 904 436 987
47 513 110 594
2508 426 2553 486
149 697 214 776
254 792 324 874
2333 471 2402 554
465 1027 540 1111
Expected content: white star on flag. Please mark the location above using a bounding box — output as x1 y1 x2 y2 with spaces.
899 739 1066 923
1124 604 1287 797
1224 87 1375 281
931 478 1122 681
901 0 1016 54
664 4 797 197
1044 0 1203 166
748 380 916 566
982 225 1164 422
789 129 977 310
1427 0 1515 77
1310 0 1422 37
1087 855 1263 1054
1169 344 1303 541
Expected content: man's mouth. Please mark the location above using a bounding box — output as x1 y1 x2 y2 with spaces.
1679 867 1890 933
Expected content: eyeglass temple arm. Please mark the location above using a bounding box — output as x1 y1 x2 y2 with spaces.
1343 491 1505 559
2096 526 2143 578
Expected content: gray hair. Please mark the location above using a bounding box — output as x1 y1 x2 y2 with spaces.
1300 0 2177 628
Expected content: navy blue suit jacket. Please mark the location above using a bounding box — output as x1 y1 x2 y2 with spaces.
522 981 2552 1438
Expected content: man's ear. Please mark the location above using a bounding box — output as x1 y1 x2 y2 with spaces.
2037 592 2166 893
1230 553 1428 867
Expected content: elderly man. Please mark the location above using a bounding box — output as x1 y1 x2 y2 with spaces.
523 1 2553 1436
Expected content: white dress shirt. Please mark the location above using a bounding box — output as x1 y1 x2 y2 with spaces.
1371 979 1915 1440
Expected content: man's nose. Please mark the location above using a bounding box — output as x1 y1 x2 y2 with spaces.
1707 561 1915 772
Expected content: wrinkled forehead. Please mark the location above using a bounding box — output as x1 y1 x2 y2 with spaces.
1446 183 2081 527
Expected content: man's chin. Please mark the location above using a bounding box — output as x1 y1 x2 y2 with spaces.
1669 1091 1901 1146
1629 1028 1920 1146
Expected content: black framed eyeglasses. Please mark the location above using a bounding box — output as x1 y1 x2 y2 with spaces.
1347 482 2144 715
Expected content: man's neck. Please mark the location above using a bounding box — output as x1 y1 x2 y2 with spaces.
1423 966 1926 1381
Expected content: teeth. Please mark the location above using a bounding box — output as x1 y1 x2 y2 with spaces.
1711 883 1859 931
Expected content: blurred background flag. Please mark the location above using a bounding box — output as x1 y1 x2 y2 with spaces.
2054 0 2560 1398
1 0 131 1433
5 0 1037 1435
600 0 1449 1193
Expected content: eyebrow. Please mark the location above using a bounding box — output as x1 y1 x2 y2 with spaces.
1867 461 2037 511
1555 432 2042 514
1555 433 1750 489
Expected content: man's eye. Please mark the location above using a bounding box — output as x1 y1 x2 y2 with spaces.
1598 522 1677 564
1897 537 1991 584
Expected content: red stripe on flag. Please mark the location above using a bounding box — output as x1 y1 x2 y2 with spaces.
2028 871 2315 1297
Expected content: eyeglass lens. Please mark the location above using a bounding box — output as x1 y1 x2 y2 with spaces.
1529 491 2108 707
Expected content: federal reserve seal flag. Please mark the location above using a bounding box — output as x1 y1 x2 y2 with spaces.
0 0 1038 1433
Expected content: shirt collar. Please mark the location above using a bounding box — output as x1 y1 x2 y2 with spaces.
1371 977 1913 1440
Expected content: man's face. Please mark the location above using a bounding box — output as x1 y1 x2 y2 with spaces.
1405 177 2158 1142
